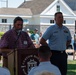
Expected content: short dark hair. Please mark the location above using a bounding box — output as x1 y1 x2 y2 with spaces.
38 45 51 59
54 12 63 17
13 16 23 24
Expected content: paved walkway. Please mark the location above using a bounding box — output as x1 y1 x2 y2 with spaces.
68 55 73 60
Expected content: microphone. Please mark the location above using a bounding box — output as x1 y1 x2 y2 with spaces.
17 30 22 36
15 30 22 48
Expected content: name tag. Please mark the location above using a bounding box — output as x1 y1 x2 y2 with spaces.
24 41 27 45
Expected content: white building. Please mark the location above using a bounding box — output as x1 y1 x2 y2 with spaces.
0 0 76 38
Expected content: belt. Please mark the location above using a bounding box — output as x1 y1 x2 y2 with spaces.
51 50 65 53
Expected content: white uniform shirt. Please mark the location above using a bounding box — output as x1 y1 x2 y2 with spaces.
28 61 61 75
0 67 10 75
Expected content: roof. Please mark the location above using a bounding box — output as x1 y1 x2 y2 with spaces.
19 0 54 15
1 0 76 16
19 0 76 15
64 0 76 11
0 8 32 16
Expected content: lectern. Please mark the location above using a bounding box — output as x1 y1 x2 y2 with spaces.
8 48 39 75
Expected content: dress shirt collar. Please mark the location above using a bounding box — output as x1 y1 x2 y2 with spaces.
39 61 51 66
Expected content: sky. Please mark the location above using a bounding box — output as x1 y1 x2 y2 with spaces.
0 0 24 8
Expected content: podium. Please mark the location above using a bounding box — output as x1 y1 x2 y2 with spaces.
8 48 39 75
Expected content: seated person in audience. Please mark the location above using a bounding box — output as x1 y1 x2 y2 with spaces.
0 67 10 75
35 71 55 75
28 45 61 75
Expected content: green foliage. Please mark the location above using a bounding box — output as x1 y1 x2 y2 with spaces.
29 30 34 34
0 32 4 38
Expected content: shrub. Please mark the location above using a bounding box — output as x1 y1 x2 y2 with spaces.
0 32 4 38
29 30 34 34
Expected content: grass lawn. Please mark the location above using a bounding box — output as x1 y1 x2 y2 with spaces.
67 60 76 75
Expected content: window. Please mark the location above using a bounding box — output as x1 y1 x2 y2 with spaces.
50 20 54 23
2 19 7 23
63 20 66 24
56 5 60 12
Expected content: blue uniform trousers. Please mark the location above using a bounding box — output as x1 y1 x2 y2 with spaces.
50 50 67 75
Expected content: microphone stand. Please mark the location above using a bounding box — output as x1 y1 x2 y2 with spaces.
14 31 21 75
